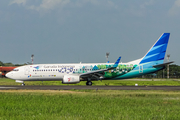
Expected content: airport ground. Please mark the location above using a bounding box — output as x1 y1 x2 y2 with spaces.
1 78 180 119
1 89 180 119
1 78 180 86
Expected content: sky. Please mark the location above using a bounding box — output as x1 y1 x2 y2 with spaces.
0 0 180 65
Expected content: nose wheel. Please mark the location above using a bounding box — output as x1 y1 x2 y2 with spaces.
21 83 25 86
86 81 92 86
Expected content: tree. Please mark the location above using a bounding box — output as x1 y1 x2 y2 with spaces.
0 61 4 66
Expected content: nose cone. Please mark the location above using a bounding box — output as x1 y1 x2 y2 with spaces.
5 72 12 79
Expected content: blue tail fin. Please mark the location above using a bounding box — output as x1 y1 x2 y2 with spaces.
139 33 170 64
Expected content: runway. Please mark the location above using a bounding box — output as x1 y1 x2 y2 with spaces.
1 85 180 90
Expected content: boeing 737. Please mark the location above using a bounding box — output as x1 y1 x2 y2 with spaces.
6 33 173 86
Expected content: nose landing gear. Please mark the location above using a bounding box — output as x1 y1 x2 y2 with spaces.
21 83 25 86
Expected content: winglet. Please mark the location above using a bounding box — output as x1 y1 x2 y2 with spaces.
113 56 121 68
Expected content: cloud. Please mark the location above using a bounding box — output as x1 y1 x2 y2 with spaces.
75 0 98 7
168 0 180 16
107 0 118 9
9 0 27 6
9 0 118 12
140 0 154 9
9 0 70 13
174 0 180 7
28 0 70 12
127 0 155 17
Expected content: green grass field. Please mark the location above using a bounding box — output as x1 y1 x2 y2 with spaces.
1 78 180 86
0 90 180 120
1 78 180 119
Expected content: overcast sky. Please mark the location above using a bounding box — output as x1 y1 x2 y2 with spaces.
0 0 180 65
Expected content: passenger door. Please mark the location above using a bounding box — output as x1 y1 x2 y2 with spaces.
24 66 29 75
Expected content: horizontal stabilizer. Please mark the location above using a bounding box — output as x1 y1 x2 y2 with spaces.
153 61 174 68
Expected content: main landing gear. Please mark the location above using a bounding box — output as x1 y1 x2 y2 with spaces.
86 81 92 86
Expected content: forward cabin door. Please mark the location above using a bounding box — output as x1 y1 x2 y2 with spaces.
24 66 30 75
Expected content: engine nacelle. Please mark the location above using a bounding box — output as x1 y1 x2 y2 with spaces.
62 74 80 84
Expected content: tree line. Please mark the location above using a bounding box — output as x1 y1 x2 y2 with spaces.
139 64 180 79
0 61 27 67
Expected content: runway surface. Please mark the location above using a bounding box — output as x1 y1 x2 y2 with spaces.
1 85 180 90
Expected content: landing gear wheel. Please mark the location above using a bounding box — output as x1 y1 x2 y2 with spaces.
86 81 92 86
21 83 25 86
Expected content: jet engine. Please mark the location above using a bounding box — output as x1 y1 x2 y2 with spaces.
62 74 80 84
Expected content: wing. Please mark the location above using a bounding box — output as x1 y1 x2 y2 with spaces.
79 56 121 80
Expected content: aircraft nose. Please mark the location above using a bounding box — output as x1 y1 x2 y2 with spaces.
5 72 10 78
5 72 12 78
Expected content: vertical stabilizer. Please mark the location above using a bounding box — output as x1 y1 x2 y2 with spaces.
139 33 170 64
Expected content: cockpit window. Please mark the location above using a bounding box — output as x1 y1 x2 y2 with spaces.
13 69 19 71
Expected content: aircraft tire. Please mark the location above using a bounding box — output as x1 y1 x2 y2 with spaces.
21 83 25 86
86 81 92 86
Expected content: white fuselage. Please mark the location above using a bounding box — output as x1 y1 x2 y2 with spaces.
6 62 135 82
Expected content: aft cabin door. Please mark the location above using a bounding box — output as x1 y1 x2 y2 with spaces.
139 65 143 73
24 67 29 75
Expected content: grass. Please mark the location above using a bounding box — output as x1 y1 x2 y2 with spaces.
0 90 180 119
1 78 180 86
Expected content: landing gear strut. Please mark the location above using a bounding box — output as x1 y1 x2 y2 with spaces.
86 81 92 86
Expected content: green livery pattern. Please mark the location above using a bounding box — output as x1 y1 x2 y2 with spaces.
74 64 138 79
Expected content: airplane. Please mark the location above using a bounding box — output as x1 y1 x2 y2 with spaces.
6 33 173 86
